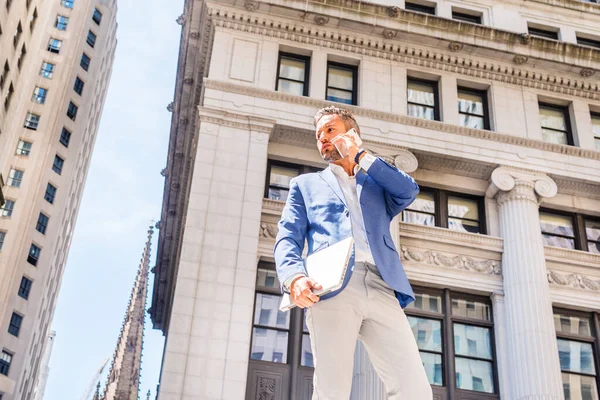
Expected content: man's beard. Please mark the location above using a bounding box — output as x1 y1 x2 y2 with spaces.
322 147 342 163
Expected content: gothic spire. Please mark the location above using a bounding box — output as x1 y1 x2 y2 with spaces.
101 226 154 400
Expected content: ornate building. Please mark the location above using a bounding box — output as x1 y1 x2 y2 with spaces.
0 0 117 398
150 0 600 399
96 226 154 400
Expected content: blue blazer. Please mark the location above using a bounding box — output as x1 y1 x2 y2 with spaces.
274 157 420 308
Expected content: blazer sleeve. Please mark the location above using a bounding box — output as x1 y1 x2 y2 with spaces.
274 178 308 293
363 156 420 218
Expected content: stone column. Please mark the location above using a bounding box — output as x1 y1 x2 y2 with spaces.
350 150 418 400
491 293 510 399
157 107 274 400
486 167 563 399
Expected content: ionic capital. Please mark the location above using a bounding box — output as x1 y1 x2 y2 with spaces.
394 150 418 173
486 167 557 206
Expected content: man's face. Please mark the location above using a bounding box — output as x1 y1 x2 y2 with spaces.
315 114 347 162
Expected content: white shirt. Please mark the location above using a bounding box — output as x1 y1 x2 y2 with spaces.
284 153 377 289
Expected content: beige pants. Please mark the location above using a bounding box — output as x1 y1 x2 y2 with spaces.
305 262 433 400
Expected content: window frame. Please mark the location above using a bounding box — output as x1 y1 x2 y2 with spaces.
80 53 91 71
554 308 600 398
0 350 12 376
92 8 102 25
275 52 310 97
44 183 57 204
73 77 84 95
405 1 436 15
32 86 48 104
18 277 32 300
577 35 600 49
47 38 62 54
60 127 71 147
55 15 69 30
591 111 600 151
8 312 23 337
457 86 490 130
0 232 5 251
407 76 441 122
1 200 15 217
67 101 78 120
406 287 500 398
7 169 24 188
86 30 97 48
539 102 574 146
539 208 599 253
403 186 487 235
264 160 321 201
35 213 49 235
452 10 482 24
24 112 40 130
52 155 64 175
40 61 55 79
27 243 41 266
528 25 560 40
16 139 32 156
326 61 358 106
60 0 74 9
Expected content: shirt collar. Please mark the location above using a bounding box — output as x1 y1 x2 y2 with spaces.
329 162 360 178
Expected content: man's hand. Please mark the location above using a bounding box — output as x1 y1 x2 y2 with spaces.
290 276 323 308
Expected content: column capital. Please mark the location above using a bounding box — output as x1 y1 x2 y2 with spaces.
393 149 418 173
486 166 557 205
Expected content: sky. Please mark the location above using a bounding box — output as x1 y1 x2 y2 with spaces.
44 0 185 398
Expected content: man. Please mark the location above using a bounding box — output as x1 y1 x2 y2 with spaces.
274 106 432 399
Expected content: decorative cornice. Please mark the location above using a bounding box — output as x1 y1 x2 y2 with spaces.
262 198 285 214
399 222 504 251
547 270 600 291
529 0 600 14
545 245 600 267
210 3 600 100
204 79 600 161
551 176 600 200
197 106 276 134
401 246 502 275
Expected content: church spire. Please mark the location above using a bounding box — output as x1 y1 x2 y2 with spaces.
101 226 154 400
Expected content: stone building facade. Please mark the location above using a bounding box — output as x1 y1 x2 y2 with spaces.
0 0 117 398
150 0 600 399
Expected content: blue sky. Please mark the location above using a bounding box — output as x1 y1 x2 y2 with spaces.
44 0 184 398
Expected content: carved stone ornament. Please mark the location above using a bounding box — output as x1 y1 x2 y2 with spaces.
160 168 168 177
548 270 600 291
448 42 463 52
386 6 400 17
259 222 278 239
314 15 329 25
401 246 502 275
519 33 531 45
487 167 557 205
176 15 185 25
394 150 418 173
244 1 259 12
513 55 528 65
183 77 194 85
166 102 174 112
382 29 397 39
257 376 276 400
580 68 596 78
190 31 200 40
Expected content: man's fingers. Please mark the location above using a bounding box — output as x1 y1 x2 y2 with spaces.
307 278 323 290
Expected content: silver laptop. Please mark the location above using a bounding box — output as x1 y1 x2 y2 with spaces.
279 237 354 311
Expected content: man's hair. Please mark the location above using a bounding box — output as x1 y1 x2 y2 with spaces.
313 106 360 135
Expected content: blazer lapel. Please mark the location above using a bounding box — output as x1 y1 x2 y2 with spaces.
319 168 348 208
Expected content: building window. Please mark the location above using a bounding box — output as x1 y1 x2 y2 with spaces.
528 25 559 40
458 87 489 130
554 310 599 400
32 86 48 104
406 289 497 395
55 15 69 30
0 62 9 90
18 277 32 300
539 103 573 145
577 35 600 49
60 0 74 8
265 160 320 202
407 78 440 121
80 53 91 71
73 77 84 95
36 213 49 235
52 155 64 175
17 44 27 70
1 200 14 217
405 1 436 14
0 351 12 376
16 139 32 156
8 313 22 337
67 101 78 120
60 127 71 147
24 112 40 130
92 8 102 25
402 187 486 234
4 83 14 110
540 210 600 254
44 183 57 204
592 112 600 151
326 62 358 105
7 169 24 188
86 30 97 48
27 244 40 266
249 262 314 367
47 38 62 54
13 21 22 48
0 232 5 250
40 62 55 79
30 8 38 31
276 53 310 97
452 9 482 24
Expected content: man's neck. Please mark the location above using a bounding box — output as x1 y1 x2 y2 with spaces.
332 158 357 176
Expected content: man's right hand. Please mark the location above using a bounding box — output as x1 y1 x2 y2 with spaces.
290 276 323 308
